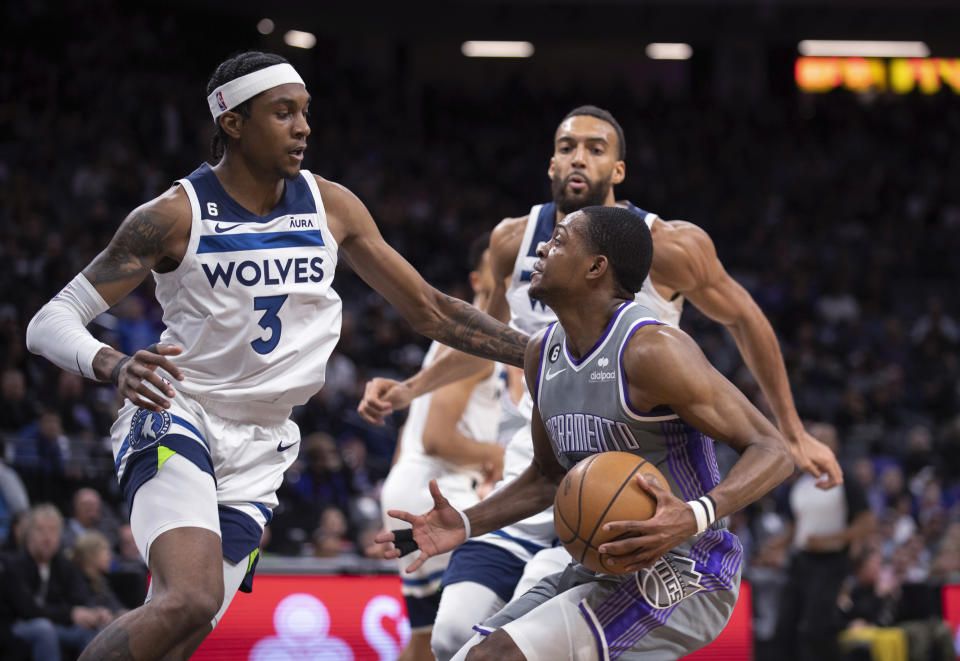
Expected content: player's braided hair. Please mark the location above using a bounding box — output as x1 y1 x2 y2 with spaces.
579 205 652 295
562 105 627 161
206 51 289 162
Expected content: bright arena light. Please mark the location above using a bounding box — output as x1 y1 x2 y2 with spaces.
461 41 534 58
257 18 275 35
798 40 930 58
284 30 317 50
645 43 693 60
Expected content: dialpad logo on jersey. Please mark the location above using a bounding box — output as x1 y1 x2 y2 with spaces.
636 554 704 609
590 356 615 382
548 343 561 363
128 409 172 452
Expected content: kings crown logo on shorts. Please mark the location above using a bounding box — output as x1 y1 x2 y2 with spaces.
128 409 172 451
636 554 704 609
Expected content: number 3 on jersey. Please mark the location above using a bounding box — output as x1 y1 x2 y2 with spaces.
252 295 288 354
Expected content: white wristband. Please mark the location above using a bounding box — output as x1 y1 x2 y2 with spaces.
455 508 472 541
686 495 718 535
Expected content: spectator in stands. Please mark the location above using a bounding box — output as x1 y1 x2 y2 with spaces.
0 369 34 433
61 488 115 550
107 525 147 610
0 459 29 546
71 533 126 619
773 423 876 661
2 505 107 660
12 412 70 505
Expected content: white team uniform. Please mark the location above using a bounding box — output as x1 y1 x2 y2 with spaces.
381 342 502 629
432 201 683 660
110 163 341 624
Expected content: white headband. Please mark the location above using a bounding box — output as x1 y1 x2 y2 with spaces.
207 63 305 122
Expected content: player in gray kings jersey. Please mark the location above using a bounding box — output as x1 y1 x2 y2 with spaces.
378 206 794 661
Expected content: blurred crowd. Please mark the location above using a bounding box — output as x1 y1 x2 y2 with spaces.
1 1 959 659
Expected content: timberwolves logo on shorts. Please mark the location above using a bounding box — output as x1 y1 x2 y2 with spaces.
128 409 172 452
636 554 705 609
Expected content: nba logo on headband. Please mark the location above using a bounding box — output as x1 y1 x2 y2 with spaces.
216 90 227 111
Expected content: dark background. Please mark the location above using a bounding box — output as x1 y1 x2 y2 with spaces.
1 0 959 656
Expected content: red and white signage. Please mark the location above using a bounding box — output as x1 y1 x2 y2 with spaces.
195 574 752 660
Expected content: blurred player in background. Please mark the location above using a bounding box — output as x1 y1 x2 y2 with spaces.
378 205 795 661
25 51 526 660
382 233 506 661
360 104 843 659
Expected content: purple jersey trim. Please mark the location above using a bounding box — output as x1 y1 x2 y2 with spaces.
534 322 557 402
472 625 494 636
617 319 669 417
563 301 631 366
578 601 611 661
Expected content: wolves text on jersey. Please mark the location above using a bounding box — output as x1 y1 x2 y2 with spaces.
202 257 324 288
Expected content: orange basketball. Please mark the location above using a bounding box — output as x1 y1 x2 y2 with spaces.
554 451 667 575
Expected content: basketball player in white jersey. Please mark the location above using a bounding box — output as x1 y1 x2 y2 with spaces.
383 234 506 661
25 51 526 660
360 105 843 659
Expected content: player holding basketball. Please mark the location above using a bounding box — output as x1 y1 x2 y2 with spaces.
382 234 506 661
361 105 841 660
379 205 794 661
25 51 526 660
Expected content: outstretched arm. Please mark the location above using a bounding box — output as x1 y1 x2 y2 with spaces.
356 216 523 424
650 220 842 488
26 187 187 412
323 178 527 368
376 330 564 572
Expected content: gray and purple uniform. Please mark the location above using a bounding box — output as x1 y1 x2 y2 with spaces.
477 301 741 661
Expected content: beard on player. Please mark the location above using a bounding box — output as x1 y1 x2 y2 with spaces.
551 171 614 215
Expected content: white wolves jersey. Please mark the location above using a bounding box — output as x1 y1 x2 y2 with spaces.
505 202 681 334
397 341 502 478
153 164 341 421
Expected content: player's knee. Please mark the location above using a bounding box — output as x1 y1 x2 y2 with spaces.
465 630 523 661
432 611 472 660
158 586 223 631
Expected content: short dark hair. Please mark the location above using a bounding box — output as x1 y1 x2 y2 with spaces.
579 206 652 295
206 51 289 161
561 105 626 161
467 232 491 272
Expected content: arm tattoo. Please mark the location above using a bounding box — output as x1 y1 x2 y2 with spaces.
84 207 175 285
434 295 527 368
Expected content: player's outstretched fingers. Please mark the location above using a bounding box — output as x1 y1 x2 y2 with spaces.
404 552 431 574
428 479 451 509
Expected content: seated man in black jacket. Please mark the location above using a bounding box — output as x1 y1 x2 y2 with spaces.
2 504 108 661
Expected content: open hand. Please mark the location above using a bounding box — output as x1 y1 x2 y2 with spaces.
357 377 414 425
117 343 184 413
597 475 698 573
375 479 469 573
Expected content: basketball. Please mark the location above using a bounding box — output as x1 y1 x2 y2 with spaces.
554 451 667 575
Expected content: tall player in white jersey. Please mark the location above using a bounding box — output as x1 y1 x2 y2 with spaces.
24 51 527 660
359 105 844 659
382 234 506 661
